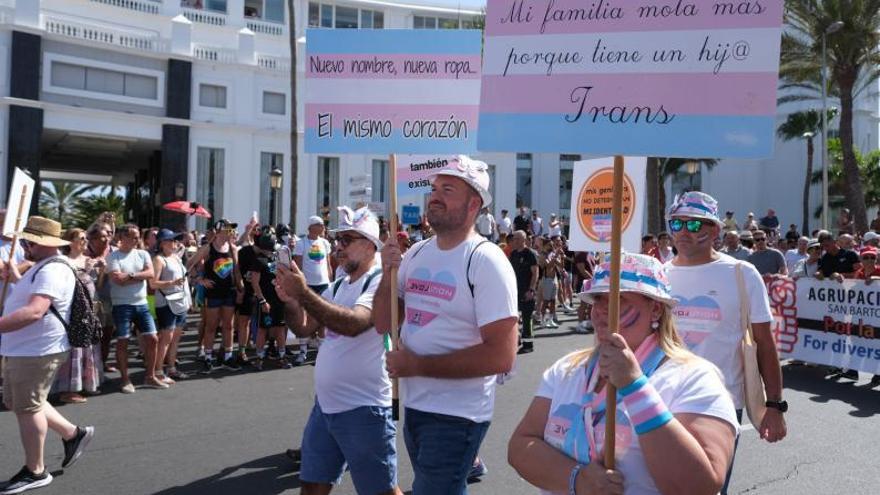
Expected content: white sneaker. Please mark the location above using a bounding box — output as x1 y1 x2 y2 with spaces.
120 382 136 394
294 351 307 366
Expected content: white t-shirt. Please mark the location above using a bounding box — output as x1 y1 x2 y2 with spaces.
0 240 26 299
665 254 773 408
537 353 738 495
397 236 518 422
548 220 562 237
315 267 390 414
293 237 332 286
784 249 807 275
476 213 495 236
499 216 513 235
531 217 543 236
0 256 74 357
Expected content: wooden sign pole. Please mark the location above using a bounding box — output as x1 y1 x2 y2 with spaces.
603 155 625 469
388 153 400 421
0 185 29 313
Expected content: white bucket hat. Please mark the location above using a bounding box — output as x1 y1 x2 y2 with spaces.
427 155 492 206
331 206 382 249
665 191 724 228
578 252 676 307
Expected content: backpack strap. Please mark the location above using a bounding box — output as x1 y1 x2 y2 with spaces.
29 257 76 328
466 240 492 298
332 266 383 298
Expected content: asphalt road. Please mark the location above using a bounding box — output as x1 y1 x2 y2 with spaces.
1 312 878 494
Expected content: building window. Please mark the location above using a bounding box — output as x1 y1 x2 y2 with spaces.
244 0 284 22
260 152 283 224
50 61 158 100
199 83 227 109
318 157 340 226
196 147 225 231
182 0 227 12
372 159 388 203
516 153 532 209
559 154 581 219
309 2 383 28
414 15 462 29
262 91 286 115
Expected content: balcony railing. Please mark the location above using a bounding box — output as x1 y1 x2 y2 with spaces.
246 18 284 36
89 0 160 15
193 43 236 63
181 7 226 26
43 13 166 53
257 54 289 71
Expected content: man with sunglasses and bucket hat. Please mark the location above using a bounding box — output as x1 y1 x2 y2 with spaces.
664 192 786 494
274 206 402 495
374 155 518 494
0 216 94 494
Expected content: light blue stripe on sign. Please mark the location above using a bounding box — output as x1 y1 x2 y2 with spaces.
305 129 476 155
306 29 483 55
477 114 776 159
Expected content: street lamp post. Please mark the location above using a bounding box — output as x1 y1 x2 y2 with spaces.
821 20 845 231
269 168 283 227
685 161 699 191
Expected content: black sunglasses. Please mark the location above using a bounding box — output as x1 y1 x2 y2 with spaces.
337 234 366 247
668 218 709 234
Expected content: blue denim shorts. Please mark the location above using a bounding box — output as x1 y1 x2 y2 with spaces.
156 305 187 331
403 407 490 495
300 401 398 494
112 304 157 339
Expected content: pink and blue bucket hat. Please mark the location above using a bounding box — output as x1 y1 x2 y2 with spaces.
578 253 676 307
665 191 724 228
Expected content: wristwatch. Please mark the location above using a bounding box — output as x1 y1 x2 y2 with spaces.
765 400 788 413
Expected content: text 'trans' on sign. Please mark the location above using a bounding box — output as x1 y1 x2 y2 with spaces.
477 0 784 158
568 157 646 253
305 29 483 154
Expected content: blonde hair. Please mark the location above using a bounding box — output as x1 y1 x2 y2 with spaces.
565 304 696 373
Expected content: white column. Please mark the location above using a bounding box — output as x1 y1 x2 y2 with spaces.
170 15 193 56
160 0 180 17
228 0 246 27
14 0 41 29
237 28 256 65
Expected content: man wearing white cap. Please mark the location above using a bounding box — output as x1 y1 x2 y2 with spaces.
664 192 786 494
292 215 333 364
374 155 518 494
275 206 401 495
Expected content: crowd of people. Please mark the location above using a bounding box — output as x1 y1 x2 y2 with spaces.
13 155 880 493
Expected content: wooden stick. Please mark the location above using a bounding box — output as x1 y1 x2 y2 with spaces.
0 185 29 313
388 153 400 421
603 155 625 469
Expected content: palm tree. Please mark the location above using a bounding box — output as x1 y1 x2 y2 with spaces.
70 192 126 229
779 1 880 232
810 137 880 219
776 109 838 235
38 182 97 226
645 158 718 234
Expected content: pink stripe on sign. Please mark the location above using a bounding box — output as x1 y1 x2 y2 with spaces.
480 72 778 115
306 54 482 80
486 0 784 36
305 104 479 128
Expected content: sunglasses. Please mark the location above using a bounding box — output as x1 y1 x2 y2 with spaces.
754 237 767 242
337 234 366 247
668 218 709 234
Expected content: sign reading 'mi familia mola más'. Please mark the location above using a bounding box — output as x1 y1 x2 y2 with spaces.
305 29 482 154
478 0 784 159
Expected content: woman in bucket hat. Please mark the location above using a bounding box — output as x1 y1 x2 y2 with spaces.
509 253 737 495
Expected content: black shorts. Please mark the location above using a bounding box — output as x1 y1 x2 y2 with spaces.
237 293 255 316
258 304 285 329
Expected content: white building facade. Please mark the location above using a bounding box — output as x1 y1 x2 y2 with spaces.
1 0 877 233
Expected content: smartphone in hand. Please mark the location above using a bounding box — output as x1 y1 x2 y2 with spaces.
277 248 292 268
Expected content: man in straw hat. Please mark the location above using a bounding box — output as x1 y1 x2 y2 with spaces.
664 192 786 495
0 216 95 494
275 205 401 495
374 155 518 494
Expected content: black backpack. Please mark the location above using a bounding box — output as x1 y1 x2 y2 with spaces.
31 258 103 348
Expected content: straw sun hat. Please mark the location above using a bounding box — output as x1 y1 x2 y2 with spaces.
19 216 70 247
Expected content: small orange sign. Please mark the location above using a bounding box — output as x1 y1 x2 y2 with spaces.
576 167 636 242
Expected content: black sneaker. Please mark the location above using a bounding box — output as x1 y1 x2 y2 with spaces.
0 466 52 494
202 357 215 373
223 358 241 371
252 358 263 371
870 375 880 387
62 425 95 468
840 369 859 381
279 358 292 369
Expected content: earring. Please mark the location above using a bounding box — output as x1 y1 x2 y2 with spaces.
651 320 660 330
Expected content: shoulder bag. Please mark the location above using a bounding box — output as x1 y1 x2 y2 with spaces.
735 262 767 427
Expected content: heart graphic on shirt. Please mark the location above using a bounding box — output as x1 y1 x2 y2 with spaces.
405 268 457 301
672 295 721 349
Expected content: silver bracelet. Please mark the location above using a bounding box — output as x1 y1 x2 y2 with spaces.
569 463 585 495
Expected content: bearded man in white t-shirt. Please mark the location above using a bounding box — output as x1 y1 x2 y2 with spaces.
664 192 786 495
276 206 402 495
375 155 518 495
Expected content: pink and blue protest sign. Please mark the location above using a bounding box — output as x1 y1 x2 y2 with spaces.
478 0 784 158
305 29 482 154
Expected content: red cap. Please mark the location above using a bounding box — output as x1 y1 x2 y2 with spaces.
860 247 878 257
397 231 409 240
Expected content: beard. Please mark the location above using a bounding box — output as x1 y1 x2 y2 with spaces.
426 200 470 234
343 259 360 274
